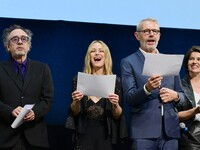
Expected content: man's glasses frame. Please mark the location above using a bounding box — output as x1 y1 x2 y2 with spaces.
9 36 29 44
137 29 160 35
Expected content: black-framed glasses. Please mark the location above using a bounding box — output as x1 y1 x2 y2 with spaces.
138 29 160 35
9 36 29 44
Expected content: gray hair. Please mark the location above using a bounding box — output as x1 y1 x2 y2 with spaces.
2 24 33 53
136 18 160 31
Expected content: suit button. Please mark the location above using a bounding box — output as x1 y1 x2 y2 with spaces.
21 96 24 99
159 106 161 108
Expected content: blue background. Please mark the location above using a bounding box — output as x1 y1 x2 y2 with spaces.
0 17 199 125
0 17 199 149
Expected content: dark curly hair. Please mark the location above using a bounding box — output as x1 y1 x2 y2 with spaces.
2 24 33 53
183 46 200 72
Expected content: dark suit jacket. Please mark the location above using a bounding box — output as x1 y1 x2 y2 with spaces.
177 74 200 147
178 74 196 122
120 50 185 139
0 58 54 148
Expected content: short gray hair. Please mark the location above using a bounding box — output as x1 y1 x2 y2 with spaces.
136 18 160 31
2 24 33 53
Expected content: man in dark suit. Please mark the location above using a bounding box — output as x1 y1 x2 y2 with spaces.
0 24 54 150
120 18 186 150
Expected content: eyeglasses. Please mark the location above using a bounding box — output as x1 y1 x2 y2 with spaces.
138 29 160 35
9 36 29 44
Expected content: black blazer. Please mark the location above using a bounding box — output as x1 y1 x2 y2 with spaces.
177 74 200 146
0 58 54 148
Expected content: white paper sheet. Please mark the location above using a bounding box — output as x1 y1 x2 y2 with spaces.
11 104 34 129
77 72 116 98
142 53 184 76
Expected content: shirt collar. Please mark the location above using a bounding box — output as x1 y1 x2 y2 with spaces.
139 47 159 54
12 58 28 67
12 58 28 74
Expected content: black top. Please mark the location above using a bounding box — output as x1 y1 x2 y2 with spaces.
66 76 128 144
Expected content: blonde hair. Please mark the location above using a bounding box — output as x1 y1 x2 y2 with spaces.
83 40 113 75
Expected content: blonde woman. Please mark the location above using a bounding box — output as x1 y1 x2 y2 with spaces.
66 40 127 150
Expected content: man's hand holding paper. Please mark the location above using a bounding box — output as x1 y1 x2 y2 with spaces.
11 104 35 128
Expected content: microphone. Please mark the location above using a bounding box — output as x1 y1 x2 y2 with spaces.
179 122 197 141
179 122 188 132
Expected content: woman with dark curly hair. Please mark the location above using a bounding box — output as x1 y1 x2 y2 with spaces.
177 46 200 150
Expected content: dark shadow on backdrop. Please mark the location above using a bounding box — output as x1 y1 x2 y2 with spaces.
0 17 199 150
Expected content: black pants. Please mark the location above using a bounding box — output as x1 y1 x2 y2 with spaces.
0 134 49 150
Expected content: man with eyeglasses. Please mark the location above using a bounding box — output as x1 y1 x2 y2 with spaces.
0 24 54 150
120 18 185 150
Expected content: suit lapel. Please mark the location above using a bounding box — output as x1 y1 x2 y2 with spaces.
2 59 23 90
2 59 34 93
182 75 196 107
136 50 145 63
